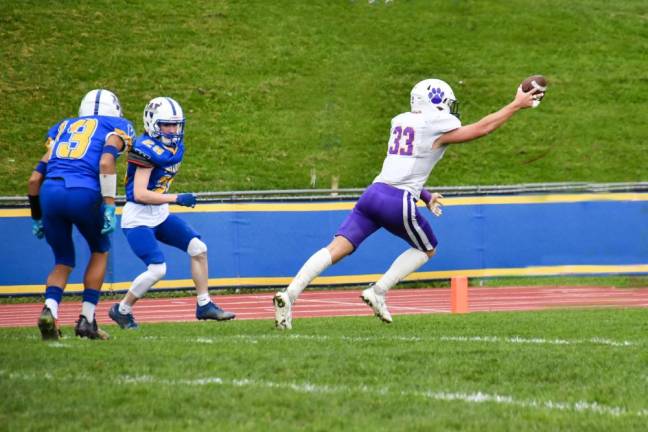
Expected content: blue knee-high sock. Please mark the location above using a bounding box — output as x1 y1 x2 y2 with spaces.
45 286 63 303
44 286 63 318
81 288 101 322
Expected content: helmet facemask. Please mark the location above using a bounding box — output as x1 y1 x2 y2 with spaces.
156 120 185 146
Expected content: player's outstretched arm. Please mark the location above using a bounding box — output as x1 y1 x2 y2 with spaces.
435 87 539 147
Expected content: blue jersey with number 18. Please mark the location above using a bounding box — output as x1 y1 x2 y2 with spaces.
46 115 135 191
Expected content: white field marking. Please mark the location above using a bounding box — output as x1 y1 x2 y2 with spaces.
0 333 639 348
438 335 636 347
2 369 646 417
47 342 72 348
132 333 639 348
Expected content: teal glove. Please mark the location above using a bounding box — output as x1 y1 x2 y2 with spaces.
32 219 44 239
101 204 116 235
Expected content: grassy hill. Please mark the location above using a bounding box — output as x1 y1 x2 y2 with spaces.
1 0 646 196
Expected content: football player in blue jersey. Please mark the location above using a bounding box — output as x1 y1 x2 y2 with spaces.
28 89 135 340
108 97 235 329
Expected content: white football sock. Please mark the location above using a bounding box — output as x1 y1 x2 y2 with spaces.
45 299 59 319
373 248 430 296
286 248 333 303
118 301 132 315
196 292 211 307
81 302 96 322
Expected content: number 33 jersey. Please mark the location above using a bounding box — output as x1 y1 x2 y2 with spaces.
373 110 460 199
45 115 135 191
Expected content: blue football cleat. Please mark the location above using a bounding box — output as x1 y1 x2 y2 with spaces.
108 303 139 329
196 302 236 321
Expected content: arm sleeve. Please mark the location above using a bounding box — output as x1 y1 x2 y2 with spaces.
128 147 155 168
420 189 432 204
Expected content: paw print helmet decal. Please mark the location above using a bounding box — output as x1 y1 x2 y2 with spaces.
411 79 460 119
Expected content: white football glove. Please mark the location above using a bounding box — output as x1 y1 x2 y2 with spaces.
427 193 443 217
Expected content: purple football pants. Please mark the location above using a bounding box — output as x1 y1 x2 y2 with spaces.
335 182 438 252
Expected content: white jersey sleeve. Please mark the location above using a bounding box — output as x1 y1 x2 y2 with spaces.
373 111 461 199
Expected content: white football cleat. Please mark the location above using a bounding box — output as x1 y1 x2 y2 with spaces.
361 286 392 323
273 291 292 330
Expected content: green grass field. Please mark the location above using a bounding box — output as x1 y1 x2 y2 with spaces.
2 2 646 430
1 309 647 431
2 0 647 196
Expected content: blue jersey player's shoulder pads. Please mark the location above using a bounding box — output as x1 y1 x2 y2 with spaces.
131 134 183 167
98 116 136 149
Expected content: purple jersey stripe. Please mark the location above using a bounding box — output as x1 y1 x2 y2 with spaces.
404 194 425 250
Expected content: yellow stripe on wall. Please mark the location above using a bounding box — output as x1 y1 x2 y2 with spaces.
2 192 647 217
2 264 646 295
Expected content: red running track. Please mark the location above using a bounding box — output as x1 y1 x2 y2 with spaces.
1 286 647 328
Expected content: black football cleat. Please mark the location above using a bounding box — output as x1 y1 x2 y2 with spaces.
37 306 62 341
74 315 110 340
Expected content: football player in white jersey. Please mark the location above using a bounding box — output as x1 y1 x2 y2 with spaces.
273 79 542 329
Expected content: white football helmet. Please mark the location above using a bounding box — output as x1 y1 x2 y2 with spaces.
78 89 123 117
410 79 460 118
143 97 185 145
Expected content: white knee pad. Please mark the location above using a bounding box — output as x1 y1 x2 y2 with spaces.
187 238 207 257
130 263 167 298
148 263 167 279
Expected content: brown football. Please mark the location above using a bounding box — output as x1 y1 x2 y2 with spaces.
521 75 548 98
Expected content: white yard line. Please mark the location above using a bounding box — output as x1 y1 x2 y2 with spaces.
0 333 639 347
141 333 639 347
1 369 644 418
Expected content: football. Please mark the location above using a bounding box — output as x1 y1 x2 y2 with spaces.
521 75 548 95
521 75 547 107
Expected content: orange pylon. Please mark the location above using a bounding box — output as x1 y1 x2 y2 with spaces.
451 276 469 314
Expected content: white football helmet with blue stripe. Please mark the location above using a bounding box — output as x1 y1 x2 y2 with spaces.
410 79 460 118
143 97 185 145
79 89 123 118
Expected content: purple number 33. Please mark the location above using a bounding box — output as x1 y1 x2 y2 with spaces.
388 126 415 156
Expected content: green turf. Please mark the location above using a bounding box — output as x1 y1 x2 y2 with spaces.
2 0 646 197
1 309 647 430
